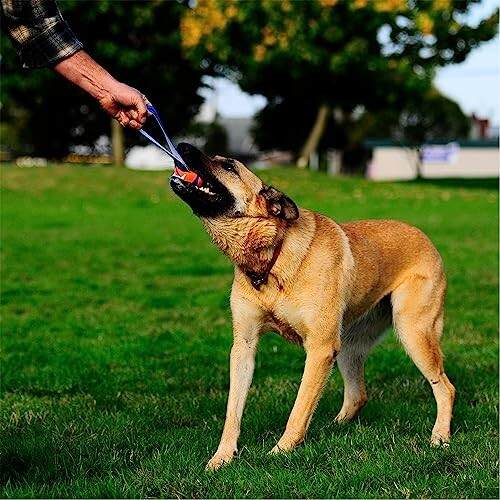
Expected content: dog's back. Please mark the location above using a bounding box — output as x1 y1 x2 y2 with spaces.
339 219 445 323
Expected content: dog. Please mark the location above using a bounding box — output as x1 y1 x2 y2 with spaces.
170 143 456 471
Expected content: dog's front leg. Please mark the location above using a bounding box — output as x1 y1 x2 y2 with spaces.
271 334 339 454
206 296 263 471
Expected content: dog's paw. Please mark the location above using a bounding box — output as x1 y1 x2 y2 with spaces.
205 451 235 471
334 411 351 424
335 399 368 423
269 441 295 455
430 433 450 448
269 445 285 455
269 431 304 455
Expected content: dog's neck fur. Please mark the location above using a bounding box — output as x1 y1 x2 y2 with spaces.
201 210 317 290
201 215 286 276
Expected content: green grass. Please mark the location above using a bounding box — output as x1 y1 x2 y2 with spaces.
1 165 498 498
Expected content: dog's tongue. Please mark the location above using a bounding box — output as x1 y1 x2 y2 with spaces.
172 162 203 187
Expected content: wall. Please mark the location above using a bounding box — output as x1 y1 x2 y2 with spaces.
366 140 499 180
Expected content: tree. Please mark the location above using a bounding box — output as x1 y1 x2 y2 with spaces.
359 86 471 176
180 0 498 165
362 87 471 144
253 85 471 174
0 0 205 159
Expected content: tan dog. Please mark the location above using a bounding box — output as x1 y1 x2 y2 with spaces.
170 143 456 471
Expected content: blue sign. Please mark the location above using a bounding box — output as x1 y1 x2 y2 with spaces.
421 142 460 164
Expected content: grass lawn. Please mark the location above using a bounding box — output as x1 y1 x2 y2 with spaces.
0 165 498 498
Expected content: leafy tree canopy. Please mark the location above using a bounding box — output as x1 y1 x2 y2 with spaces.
1 0 205 157
361 86 471 144
181 0 498 158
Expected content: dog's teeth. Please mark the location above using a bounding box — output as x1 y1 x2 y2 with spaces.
193 184 216 196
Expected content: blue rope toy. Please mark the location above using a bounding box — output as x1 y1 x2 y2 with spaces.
138 104 202 186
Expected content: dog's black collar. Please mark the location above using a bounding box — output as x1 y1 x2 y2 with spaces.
246 239 284 291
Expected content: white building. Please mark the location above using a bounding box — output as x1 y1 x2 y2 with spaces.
366 139 499 180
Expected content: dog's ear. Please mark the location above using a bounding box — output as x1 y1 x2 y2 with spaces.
260 186 299 220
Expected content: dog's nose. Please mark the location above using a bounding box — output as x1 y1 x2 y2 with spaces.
176 143 209 168
177 142 195 155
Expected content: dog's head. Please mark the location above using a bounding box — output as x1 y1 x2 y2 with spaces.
170 143 299 222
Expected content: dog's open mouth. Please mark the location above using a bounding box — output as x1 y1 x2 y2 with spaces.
171 164 219 198
171 163 203 187
169 143 236 217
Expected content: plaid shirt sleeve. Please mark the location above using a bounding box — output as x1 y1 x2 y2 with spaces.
0 0 83 69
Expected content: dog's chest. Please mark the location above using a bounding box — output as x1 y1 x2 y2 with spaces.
250 285 308 346
261 298 305 346
268 312 303 346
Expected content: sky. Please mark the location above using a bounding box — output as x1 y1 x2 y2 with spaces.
199 0 500 128
435 0 499 126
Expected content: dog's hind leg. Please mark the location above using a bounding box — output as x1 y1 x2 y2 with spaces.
391 273 456 447
335 298 392 422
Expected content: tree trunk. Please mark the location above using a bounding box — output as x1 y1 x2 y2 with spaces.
297 103 330 168
111 119 125 166
415 147 423 179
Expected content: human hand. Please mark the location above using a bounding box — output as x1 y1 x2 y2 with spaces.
98 81 150 129
53 51 150 129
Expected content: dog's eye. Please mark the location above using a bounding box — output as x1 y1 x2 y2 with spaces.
221 160 236 173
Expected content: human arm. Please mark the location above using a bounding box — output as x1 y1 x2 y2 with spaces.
1 0 148 128
53 50 148 129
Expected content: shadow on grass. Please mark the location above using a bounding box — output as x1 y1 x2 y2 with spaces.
401 177 498 191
